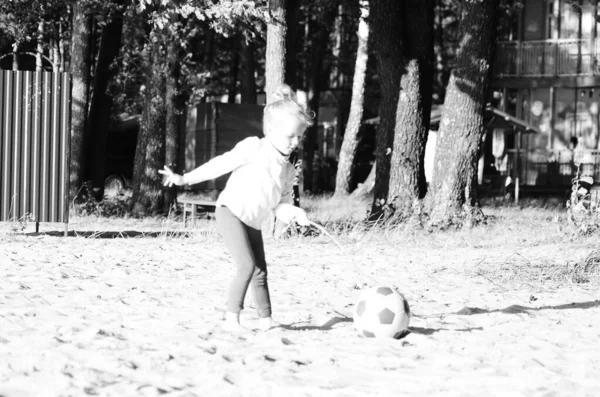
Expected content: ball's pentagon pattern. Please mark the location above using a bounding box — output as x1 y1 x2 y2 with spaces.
356 300 367 316
352 285 410 339
378 308 395 325
376 287 393 296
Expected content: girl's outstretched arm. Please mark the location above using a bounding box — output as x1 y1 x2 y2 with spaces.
159 136 260 186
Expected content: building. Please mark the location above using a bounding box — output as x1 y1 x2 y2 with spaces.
493 0 600 191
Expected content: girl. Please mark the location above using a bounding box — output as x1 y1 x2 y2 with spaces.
159 85 312 332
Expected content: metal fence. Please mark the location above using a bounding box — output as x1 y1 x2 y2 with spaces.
0 70 71 229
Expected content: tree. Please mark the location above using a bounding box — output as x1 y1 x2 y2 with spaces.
265 0 287 102
69 0 93 200
426 0 500 225
164 11 185 211
387 0 435 212
239 33 257 104
87 0 129 198
302 1 338 193
368 0 403 219
334 0 369 196
131 34 166 216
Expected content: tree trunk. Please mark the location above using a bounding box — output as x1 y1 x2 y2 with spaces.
265 0 287 103
369 0 403 219
12 44 19 70
285 0 299 88
132 41 166 216
334 0 369 196
69 0 93 200
303 4 337 193
426 0 499 224
36 19 44 72
51 38 60 72
87 0 127 199
239 35 257 104
433 0 447 102
164 13 185 212
351 161 376 197
388 0 434 212
228 38 239 104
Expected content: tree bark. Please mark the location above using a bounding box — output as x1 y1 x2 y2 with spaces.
164 12 185 212
87 0 127 199
334 0 369 196
426 0 499 224
285 0 299 88
369 0 403 219
303 3 338 193
239 34 257 104
69 0 93 200
12 44 19 70
36 19 44 72
351 161 376 197
265 0 287 103
388 0 435 211
132 40 166 216
228 38 239 104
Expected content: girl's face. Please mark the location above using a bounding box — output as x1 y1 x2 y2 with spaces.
265 114 306 156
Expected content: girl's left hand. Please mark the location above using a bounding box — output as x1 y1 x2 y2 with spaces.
159 165 185 187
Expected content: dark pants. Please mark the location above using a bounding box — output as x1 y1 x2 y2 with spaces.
215 206 272 318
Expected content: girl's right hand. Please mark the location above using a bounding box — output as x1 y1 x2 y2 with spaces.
158 166 185 187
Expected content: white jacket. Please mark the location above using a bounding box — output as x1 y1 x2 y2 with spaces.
183 136 296 230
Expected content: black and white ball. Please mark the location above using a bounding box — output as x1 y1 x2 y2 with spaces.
353 286 410 339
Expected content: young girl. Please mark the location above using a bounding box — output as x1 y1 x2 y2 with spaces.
159 85 312 332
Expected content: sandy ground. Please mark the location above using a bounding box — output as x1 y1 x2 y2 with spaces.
1 217 599 397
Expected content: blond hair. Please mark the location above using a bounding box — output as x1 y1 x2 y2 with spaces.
263 85 314 135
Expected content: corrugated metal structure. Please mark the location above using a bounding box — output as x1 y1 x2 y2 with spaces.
0 70 71 232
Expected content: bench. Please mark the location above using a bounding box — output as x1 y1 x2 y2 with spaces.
177 197 216 226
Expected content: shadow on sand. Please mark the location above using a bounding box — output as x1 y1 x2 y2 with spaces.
455 300 600 316
408 326 484 336
281 316 353 331
24 230 195 239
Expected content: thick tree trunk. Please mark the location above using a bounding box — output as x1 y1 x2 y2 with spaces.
265 0 287 103
132 41 166 216
369 0 403 219
334 0 369 196
303 4 337 193
239 35 257 104
69 1 93 200
426 0 499 224
87 0 127 199
388 0 434 211
164 13 185 212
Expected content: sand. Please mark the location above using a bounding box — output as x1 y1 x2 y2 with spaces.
0 217 599 397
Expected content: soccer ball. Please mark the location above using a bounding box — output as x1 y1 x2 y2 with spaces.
353 286 410 339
